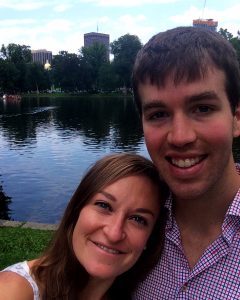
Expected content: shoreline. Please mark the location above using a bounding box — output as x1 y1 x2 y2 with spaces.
0 219 58 231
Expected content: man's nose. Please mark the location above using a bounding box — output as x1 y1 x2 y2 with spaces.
103 216 126 242
167 114 197 147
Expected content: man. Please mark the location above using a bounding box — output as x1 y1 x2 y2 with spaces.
132 27 240 299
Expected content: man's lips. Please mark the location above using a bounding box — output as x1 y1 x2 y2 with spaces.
166 155 207 168
92 241 126 255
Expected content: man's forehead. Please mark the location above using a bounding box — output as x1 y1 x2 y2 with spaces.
138 66 225 93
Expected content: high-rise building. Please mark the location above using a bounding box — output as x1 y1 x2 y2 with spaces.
84 32 110 60
31 49 53 65
193 18 218 32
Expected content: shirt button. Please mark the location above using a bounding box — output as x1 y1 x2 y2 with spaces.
182 283 188 292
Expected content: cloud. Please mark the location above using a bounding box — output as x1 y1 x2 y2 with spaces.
108 14 155 44
80 0 178 7
0 0 75 11
0 0 48 10
170 4 240 35
53 3 73 12
44 19 72 32
170 6 201 26
0 19 36 26
0 18 74 53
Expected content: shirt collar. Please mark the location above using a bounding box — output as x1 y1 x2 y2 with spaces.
164 163 240 221
164 193 174 230
226 163 240 217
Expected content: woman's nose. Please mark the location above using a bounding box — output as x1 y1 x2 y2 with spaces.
103 216 126 242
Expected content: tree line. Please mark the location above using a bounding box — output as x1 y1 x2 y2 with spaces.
0 28 239 95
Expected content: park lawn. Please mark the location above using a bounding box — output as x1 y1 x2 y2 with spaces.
0 226 54 270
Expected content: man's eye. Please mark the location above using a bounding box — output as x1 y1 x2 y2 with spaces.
195 105 213 113
129 215 147 226
95 201 112 211
149 111 168 120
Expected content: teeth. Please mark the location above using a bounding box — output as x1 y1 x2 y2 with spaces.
172 157 201 168
95 242 121 254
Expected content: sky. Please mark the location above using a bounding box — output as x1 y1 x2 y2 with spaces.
0 0 239 55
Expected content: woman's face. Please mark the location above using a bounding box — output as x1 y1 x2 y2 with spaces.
72 175 161 281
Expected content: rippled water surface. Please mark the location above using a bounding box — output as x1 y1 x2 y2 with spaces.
0 96 239 223
0 96 149 223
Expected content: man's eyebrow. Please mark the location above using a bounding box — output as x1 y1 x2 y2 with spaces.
142 91 220 112
142 101 166 112
187 91 220 102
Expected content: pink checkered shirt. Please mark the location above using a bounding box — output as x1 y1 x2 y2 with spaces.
133 165 240 299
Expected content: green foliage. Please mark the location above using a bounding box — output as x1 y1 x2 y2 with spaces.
0 43 51 93
1 30 239 94
0 226 53 270
0 35 144 93
111 34 142 88
98 62 120 91
80 42 109 91
218 28 240 64
26 63 51 92
218 28 233 40
52 51 82 92
1 43 31 64
0 60 19 93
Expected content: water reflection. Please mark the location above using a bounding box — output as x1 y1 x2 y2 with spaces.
0 96 146 223
0 96 239 223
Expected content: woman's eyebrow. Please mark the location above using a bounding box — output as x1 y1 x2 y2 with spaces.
98 191 156 217
98 190 116 202
135 208 155 217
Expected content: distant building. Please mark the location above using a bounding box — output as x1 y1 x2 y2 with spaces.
193 18 218 32
31 49 53 65
84 32 110 60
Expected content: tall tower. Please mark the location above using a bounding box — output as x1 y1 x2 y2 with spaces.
84 32 110 60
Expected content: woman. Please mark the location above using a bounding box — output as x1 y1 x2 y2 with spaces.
0 153 168 300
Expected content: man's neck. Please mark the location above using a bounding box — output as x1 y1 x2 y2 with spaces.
172 164 240 269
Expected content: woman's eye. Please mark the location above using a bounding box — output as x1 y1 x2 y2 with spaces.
129 215 147 226
94 201 112 211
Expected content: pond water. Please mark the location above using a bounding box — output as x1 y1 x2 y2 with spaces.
0 96 239 223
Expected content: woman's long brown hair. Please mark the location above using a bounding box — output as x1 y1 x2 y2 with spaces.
31 153 168 299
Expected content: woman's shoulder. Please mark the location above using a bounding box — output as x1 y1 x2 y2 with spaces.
0 267 34 300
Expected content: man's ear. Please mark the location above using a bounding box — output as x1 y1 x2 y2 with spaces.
233 104 240 138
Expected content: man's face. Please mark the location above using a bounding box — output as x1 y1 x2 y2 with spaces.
139 68 240 201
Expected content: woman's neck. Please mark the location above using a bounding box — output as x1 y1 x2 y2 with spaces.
79 277 114 300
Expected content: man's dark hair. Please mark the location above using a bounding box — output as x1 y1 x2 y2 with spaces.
132 26 240 114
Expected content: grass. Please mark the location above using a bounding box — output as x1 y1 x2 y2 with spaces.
0 226 54 270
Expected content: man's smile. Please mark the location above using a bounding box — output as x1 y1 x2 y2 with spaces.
167 156 206 168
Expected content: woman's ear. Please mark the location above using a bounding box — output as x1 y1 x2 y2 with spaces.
233 105 240 138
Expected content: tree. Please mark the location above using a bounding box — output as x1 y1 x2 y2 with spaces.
98 62 120 91
80 43 108 91
111 34 142 89
0 59 19 93
0 43 32 92
218 28 233 41
52 51 82 92
25 63 51 92
218 28 240 65
0 43 31 64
